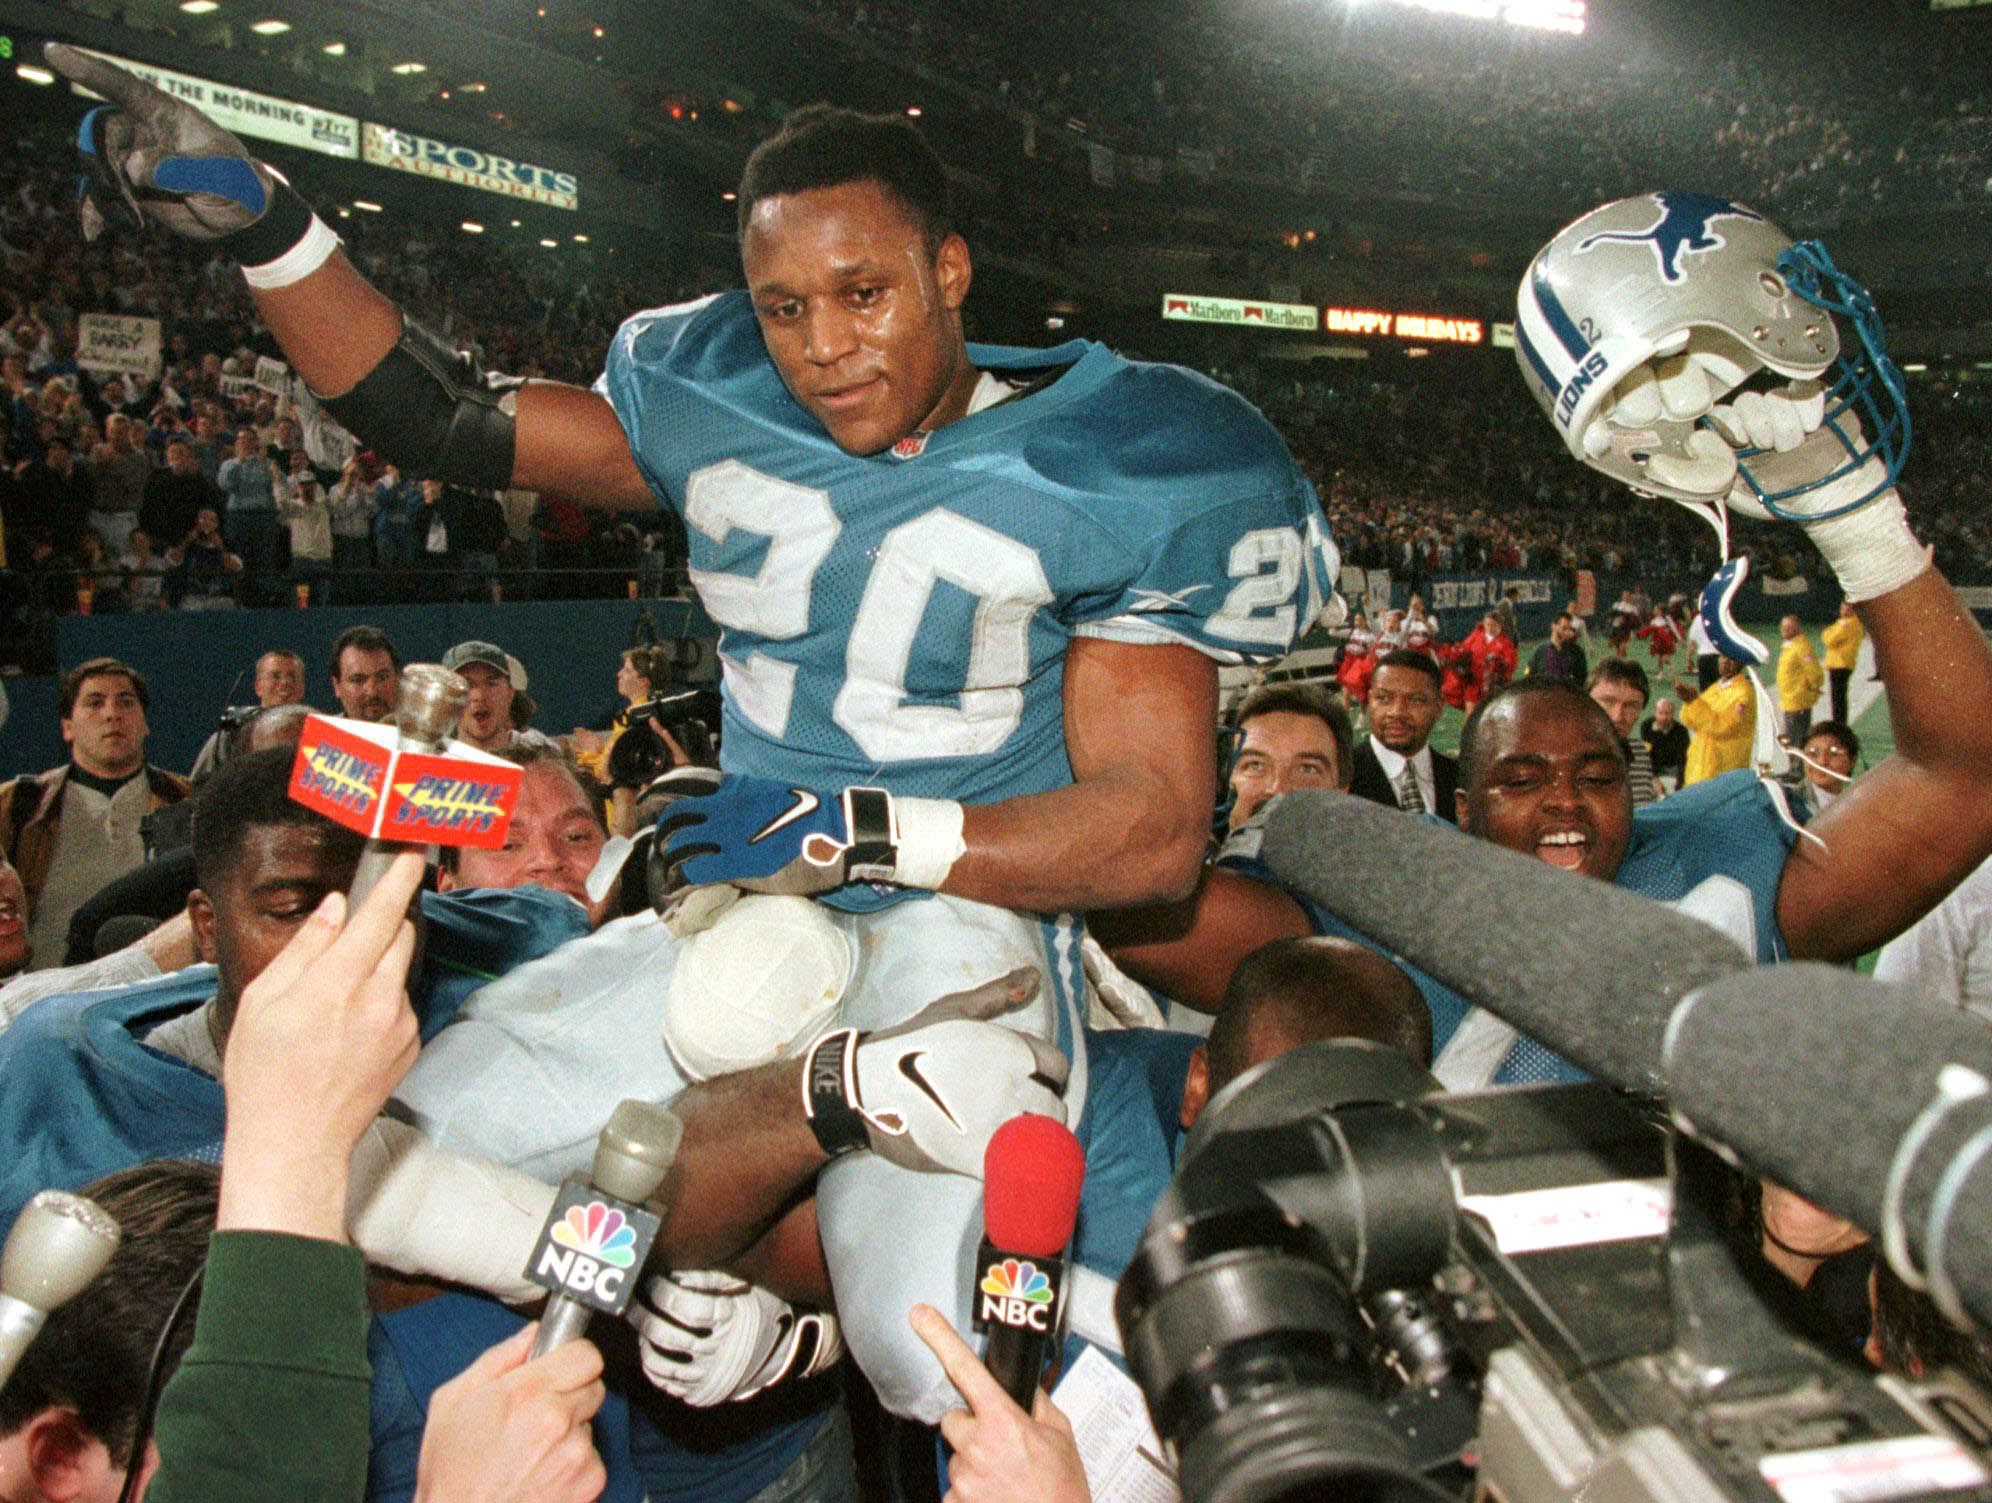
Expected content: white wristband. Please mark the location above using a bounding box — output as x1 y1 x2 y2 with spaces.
892 797 966 891
1803 486 1932 603
239 213 341 290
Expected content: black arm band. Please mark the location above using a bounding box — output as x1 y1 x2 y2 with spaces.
219 177 314 268
320 315 520 491
802 1028 871 1159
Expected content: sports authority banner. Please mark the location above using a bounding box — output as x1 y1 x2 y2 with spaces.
1323 306 1486 344
1161 294 1318 332
76 313 161 383
362 124 579 210
69 47 358 159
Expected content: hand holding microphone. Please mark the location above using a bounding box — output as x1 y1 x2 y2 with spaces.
218 849 424 1240
911 1303 1090 1503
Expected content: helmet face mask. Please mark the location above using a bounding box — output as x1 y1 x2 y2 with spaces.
1517 192 1909 520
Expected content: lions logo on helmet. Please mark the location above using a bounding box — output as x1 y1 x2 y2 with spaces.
1516 193 1908 524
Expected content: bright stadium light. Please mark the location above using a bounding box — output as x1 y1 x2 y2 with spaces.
180 0 220 12
1362 0 1586 34
322 40 347 55
16 65 56 85
353 199 382 212
391 60 426 74
249 18 290 34
461 221 484 233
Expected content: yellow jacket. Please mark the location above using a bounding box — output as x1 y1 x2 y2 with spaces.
1682 672 1755 785
1822 614 1864 671
1777 636 1825 713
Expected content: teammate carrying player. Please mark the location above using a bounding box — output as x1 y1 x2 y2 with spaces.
44 45 1336 1421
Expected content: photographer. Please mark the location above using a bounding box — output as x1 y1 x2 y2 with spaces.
567 645 697 834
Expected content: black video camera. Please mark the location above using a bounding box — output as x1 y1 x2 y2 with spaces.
607 689 718 790
1116 1042 1991 1503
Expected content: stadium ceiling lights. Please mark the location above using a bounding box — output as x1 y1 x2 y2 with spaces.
179 0 220 12
353 199 383 212
15 65 56 85
322 40 347 55
462 221 484 233
574 233 589 243
249 18 290 34
539 237 558 248
390 61 427 74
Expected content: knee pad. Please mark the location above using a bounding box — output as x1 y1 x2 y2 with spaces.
662 895 852 1080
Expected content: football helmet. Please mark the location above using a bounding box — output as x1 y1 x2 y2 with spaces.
1516 192 1908 523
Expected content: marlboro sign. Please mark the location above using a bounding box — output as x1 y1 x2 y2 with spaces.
290 714 523 849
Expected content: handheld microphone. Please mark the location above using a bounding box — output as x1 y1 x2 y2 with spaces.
1259 790 1750 1092
526 1099 682 1358
347 664 469 907
974 1114 1086 1410
0 1191 121 1389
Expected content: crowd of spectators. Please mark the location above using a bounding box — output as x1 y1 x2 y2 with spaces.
784 0 1991 220
5 75 1990 676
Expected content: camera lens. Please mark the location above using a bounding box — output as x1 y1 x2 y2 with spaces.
1124 1253 1448 1503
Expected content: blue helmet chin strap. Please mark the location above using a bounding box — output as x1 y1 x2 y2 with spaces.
1694 558 1828 845
1726 240 1912 524
1698 558 1770 667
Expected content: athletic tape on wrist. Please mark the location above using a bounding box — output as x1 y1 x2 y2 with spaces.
891 797 965 891
239 212 340 289
1805 488 1930 603
801 1028 870 1158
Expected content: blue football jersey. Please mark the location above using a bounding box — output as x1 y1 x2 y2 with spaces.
599 292 1335 814
1233 772 1801 1087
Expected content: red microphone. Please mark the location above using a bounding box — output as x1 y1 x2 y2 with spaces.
973 1114 1086 1410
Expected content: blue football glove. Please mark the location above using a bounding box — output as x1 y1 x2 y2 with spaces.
655 776 899 898
45 42 312 261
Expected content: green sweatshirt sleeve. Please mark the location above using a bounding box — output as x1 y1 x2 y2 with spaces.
144 1231 374 1503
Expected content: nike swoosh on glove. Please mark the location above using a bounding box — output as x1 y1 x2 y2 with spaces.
802 967 1070 1177
655 776 893 898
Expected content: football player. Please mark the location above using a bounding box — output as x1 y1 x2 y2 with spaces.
48 51 1335 1421
1103 193 1992 1089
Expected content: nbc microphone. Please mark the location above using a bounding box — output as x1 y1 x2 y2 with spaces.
0 1191 121 1389
525 1099 683 1358
974 1115 1086 1410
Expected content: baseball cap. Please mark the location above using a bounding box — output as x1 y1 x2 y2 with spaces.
442 640 527 691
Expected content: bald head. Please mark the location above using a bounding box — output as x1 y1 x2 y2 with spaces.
1206 936 1432 1096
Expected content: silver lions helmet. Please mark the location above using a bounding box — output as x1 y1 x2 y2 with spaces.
1516 191 1909 523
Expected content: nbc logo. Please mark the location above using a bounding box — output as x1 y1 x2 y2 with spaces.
979 1258 1056 1332
536 1201 638 1302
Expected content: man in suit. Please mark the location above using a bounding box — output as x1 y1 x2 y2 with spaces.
1350 649 1458 823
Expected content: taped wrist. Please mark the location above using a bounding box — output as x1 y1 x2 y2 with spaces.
320 315 521 491
890 797 965 891
1803 487 1931 603
801 1028 869 1158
